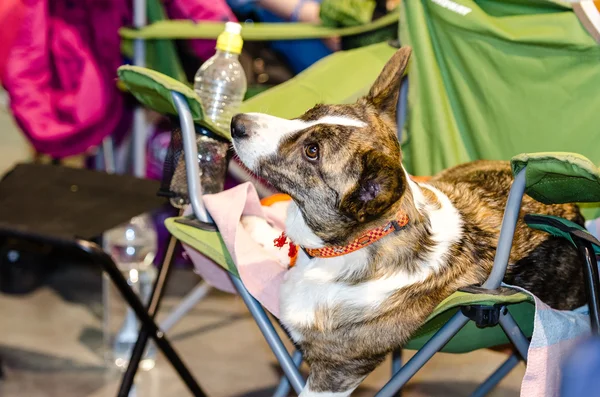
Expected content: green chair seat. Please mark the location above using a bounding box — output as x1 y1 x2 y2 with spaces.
117 41 397 139
406 293 534 353
119 9 399 41
511 152 600 205
165 217 238 277
165 216 534 354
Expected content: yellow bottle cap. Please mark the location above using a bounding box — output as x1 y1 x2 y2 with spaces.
216 22 243 54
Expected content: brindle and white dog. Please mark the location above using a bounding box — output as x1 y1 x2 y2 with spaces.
231 47 586 396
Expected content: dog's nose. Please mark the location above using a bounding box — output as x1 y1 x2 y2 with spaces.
230 114 247 139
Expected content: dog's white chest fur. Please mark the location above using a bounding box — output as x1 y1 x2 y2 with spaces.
280 250 432 341
280 249 368 335
279 183 463 341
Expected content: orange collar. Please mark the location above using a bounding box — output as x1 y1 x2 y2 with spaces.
274 211 409 266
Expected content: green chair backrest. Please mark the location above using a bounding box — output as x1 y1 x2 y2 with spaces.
399 0 600 183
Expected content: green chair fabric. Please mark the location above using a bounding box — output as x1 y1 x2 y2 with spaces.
525 213 600 255
165 214 534 353
511 152 600 205
398 0 600 192
117 42 398 139
165 217 238 277
119 9 399 41
238 41 397 119
144 0 187 82
117 65 229 139
320 0 378 27
406 299 534 353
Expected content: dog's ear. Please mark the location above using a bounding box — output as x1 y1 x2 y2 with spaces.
340 150 405 223
365 46 412 118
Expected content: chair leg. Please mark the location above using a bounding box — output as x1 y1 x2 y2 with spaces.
229 275 306 395
391 349 402 397
118 235 178 396
272 349 303 397
391 348 402 374
574 239 600 334
375 312 470 397
77 239 207 397
160 281 212 332
470 353 520 397
498 310 529 362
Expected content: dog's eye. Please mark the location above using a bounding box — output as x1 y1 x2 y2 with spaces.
304 144 319 161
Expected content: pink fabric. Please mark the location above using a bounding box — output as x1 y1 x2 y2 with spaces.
518 294 591 397
163 0 237 61
3 0 132 158
522 339 581 397
182 183 290 316
0 0 26 82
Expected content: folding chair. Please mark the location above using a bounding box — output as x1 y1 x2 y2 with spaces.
118 49 600 395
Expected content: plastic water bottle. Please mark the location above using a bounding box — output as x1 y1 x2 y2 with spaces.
194 22 247 129
102 214 158 371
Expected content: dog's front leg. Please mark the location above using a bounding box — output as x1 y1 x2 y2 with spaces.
300 388 354 397
299 356 385 397
299 379 357 397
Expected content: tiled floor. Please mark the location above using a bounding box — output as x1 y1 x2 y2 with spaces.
0 89 525 396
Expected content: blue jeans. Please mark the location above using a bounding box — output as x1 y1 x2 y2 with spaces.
560 336 600 396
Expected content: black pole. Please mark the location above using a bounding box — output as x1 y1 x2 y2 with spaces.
76 239 207 397
575 239 600 334
118 235 179 396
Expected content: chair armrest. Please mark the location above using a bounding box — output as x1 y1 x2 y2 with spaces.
117 65 229 139
511 152 600 205
482 169 527 289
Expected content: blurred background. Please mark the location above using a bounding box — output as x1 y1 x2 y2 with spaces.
2 0 600 395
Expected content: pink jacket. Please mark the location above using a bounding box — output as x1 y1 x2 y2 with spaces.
2 0 235 158
0 0 26 83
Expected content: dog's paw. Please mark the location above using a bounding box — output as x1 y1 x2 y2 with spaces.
241 215 290 267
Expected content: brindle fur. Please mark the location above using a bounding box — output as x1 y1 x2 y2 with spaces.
232 47 586 394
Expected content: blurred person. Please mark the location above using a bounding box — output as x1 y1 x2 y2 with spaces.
227 0 336 74
0 0 26 83
560 336 600 396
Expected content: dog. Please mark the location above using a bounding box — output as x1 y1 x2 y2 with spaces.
231 46 586 396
